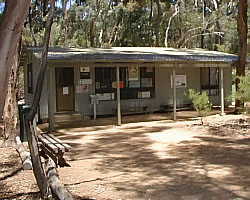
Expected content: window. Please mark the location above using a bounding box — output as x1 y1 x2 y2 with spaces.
95 67 155 100
200 67 219 96
27 63 33 94
95 67 116 93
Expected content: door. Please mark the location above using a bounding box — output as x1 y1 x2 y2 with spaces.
56 67 75 111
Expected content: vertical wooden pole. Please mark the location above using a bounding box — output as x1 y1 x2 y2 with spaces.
173 66 177 121
220 67 224 115
116 66 121 125
48 67 55 132
93 103 97 120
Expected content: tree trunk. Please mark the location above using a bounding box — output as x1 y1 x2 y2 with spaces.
25 0 56 198
90 0 100 47
200 0 206 49
62 0 68 47
155 0 162 47
29 0 38 46
109 8 123 45
98 0 112 47
165 0 181 47
45 158 74 200
3 48 19 147
235 0 247 112
0 0 30 118
15 136 32 170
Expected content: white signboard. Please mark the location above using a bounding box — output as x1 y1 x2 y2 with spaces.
96 93 115 100
141 91 150 99
171 75 187 88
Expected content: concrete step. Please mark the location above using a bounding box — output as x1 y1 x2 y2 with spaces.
54 112 83 123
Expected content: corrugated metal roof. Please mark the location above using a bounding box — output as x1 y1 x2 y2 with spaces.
25 46 248 63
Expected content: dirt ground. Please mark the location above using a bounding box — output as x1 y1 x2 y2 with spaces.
1 110 250 200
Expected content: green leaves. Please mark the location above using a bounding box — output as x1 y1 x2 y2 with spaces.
185 89 212 125
234 75 250 103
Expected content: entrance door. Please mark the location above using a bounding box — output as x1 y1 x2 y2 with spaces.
56 67 75 111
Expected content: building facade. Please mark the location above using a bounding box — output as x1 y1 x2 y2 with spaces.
21 47 238 126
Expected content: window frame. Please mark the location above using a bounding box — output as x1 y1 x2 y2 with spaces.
95 66 155 100
200 67 219 96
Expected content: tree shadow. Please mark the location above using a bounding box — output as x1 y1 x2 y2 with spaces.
64 124 250 199
1 192 40 200
49 111 249 199
0 167 23 181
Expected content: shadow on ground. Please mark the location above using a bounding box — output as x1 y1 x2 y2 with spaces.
50 112 250 199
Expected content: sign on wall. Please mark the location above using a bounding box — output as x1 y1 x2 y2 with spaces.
80 67 90 72
128 66 139 81
63 87 69 95
80 67 90 79
112 81 124 88
171 75 187 88
78 79 92 85
129 80 140 88
76 85 88 93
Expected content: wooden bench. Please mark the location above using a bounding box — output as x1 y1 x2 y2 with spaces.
160 103 192 112
38 134 71 167
112 106 150 116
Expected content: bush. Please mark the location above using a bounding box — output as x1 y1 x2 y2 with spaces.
185 89 212 125
234 75 250 113
234 75 250 102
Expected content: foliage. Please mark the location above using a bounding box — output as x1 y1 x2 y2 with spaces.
235 75 250 102
17 0 243 52
232 75 250 113
185 89 212 125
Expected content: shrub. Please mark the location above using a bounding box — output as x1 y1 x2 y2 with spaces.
185 89 212 125
234 75 250 113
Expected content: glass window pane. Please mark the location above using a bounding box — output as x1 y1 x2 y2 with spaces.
210 68 218 85
200 68 209 86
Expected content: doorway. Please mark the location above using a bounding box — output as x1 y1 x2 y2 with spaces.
56 67 75 111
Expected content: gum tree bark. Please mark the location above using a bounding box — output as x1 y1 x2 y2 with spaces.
0 0 30 118
3 47 19 147
235 0 247 112
90 0 100 47
155 0 162 47
164 0 181 47
62 0 68 47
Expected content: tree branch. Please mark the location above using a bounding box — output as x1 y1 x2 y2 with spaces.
25 0 56 198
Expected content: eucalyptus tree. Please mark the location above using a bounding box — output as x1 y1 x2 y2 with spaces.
20 0 244 51
0 0 30 119
235 0 248 112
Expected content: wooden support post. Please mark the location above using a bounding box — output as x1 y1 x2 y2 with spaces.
173 67 177 121
116 66 121 126
220 67 225 115
93 103 97 120
47 67 55 132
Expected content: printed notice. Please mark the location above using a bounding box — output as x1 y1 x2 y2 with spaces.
63 87 69 95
